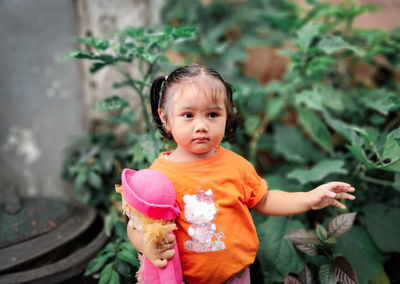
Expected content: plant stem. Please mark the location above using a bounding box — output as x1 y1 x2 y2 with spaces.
116 64 152 133
359 172 394 187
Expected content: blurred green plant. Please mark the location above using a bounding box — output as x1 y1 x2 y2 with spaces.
63 26 195 282
62 26 195 209
63 0 400 283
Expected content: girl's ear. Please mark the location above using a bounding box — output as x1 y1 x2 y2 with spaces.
158 108 167 125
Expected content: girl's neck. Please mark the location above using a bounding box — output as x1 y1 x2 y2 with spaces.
166 147 218 162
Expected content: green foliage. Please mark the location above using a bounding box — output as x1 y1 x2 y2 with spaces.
84 210 139 284
63 0 400 282
363 203 400 253
63 26 195 282
255 216 305 283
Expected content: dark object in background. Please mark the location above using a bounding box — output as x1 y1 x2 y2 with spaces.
0 186 107 284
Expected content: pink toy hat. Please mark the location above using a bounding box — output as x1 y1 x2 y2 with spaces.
121 168 180 220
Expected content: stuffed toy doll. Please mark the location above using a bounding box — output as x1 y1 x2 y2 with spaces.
115 168 182 284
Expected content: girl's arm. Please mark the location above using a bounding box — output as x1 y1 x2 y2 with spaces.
253 182 355 216
127 225 176 268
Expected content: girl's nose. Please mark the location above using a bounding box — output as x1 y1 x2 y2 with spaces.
194 118 208 132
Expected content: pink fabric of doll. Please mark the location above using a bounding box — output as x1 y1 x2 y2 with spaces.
121 168 183 284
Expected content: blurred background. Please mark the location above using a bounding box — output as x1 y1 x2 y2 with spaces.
1 0 399 283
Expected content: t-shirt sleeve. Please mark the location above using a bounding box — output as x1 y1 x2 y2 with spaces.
242 161 268 208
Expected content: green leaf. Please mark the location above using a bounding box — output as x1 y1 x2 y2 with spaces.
133 143 145 163
99 263 113 284
117 250 139 267
109 270 120 284
75 170 87 188
294 89 324 112
294 86 345 113
321 110 367 142
346 143 376 169
105 211 119 237
172 26 197 38
319 264 337 284
94 96 129 112
115 221 128 239
330 256 358 284
318 35 365 56
103 242 118 252
88 172 103 190
84 252 115 276
63 50 94 60
297 107 334 155
381 127 400 173
244 116 260 135
359 89 398 116
90 62 108 74
116 258 132 278
97 54 115 63
287 160 348 185
108 110 137 125
139 134 163 163
364 203 400 253
295 24 321 51
326 212 357 238
307 56 336 77
257 217 305 283
78 37 109 50
273 124 320 164
336 226 390 284
267 97 285 121
316 223 328 241
120 242 137 253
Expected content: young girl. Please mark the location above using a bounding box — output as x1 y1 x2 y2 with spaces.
127 64 355 284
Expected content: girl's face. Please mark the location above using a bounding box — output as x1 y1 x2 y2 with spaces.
159 77 227 161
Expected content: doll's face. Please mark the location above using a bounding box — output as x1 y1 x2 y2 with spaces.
123 199 143 231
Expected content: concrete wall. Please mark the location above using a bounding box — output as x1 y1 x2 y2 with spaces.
0 0 162 200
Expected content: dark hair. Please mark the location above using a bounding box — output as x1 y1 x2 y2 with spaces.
150 64 237 140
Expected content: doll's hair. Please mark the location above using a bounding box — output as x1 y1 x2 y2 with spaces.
150 64 237 140
115 184 177 249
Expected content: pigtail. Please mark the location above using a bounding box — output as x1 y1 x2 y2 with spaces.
150 76 168 138
223 81 237 140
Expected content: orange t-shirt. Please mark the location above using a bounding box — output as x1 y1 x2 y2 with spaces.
150 146 268 284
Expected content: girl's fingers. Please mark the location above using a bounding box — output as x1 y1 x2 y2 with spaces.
335 192 356 200
332 200 346 210
327 181 352 189
327 183 355 193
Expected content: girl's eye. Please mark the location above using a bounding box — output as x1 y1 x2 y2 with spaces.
208 112 219 118
183 113 193 118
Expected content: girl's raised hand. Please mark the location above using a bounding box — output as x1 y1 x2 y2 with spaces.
307 182 355 210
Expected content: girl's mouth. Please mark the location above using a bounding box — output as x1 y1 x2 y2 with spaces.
193 137 209 142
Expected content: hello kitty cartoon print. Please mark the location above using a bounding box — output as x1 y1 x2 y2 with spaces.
183 189 226 253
